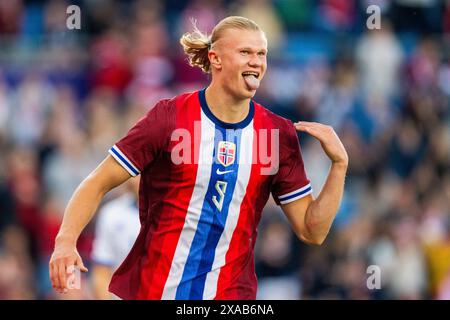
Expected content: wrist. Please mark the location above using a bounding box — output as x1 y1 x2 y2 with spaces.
55 233 77 247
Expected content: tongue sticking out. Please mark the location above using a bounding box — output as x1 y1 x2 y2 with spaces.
243 75 260 90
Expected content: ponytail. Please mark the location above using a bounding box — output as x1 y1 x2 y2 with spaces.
180 24 212 73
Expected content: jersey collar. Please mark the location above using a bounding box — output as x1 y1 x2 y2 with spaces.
198 88 254 129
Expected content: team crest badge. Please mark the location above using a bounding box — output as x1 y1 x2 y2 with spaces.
217 141 236 167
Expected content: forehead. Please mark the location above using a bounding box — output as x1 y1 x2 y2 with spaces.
218 28 267 50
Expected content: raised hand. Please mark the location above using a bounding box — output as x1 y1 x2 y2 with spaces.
294 121 348 167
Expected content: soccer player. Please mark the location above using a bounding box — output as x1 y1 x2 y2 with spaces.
49 16 348 300
91 177 140 299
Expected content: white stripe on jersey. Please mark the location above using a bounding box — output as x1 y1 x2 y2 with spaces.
109 145 140 176
161 110 215 299
278 183 311 200
279 183 312 204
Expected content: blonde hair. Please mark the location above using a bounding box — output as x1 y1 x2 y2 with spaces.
179 16 261 73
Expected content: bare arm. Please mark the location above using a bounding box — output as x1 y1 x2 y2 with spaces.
49 155 131 293
281 122 348 245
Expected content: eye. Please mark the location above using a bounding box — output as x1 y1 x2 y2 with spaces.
258 51 266 57
240 50 249 55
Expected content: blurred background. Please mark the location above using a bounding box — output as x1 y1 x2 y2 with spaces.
0 0 449 300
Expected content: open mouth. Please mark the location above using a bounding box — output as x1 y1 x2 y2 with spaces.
242 71 260 79
242 71 261 90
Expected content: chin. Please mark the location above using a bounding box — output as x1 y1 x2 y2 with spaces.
225 82 257 100
239 86 257 99
245 89 257 99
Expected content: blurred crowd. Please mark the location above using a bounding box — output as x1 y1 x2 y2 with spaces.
0 0 449 300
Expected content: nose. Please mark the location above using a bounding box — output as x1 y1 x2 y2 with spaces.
248 54 262 67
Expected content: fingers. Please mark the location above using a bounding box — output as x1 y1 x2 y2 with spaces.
294 121 320 127
295 121 333 132
294 121 326 139
49 259 67 294
57 261 69 293
49 262 61 292
77 256 88 273
294 121 330 130
295 124 314 134
50 258 74 294
294 121 348 164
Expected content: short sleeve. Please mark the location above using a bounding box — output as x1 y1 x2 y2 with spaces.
108 99 173 176
271 121 312 205
91 207 115 266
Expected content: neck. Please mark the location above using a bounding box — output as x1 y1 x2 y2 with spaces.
205 83 250 124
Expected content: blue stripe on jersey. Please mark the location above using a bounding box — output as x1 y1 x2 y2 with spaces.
110 146 139 176
175 126 242 300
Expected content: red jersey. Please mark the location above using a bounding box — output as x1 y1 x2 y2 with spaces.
107 89 311 299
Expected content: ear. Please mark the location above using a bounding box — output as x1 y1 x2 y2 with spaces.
208 50 222 71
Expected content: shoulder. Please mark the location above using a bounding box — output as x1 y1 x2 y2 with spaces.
143 91 194 116
149 91 200 119
157 90 200 109
172 90 200 106
146 97 175 117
